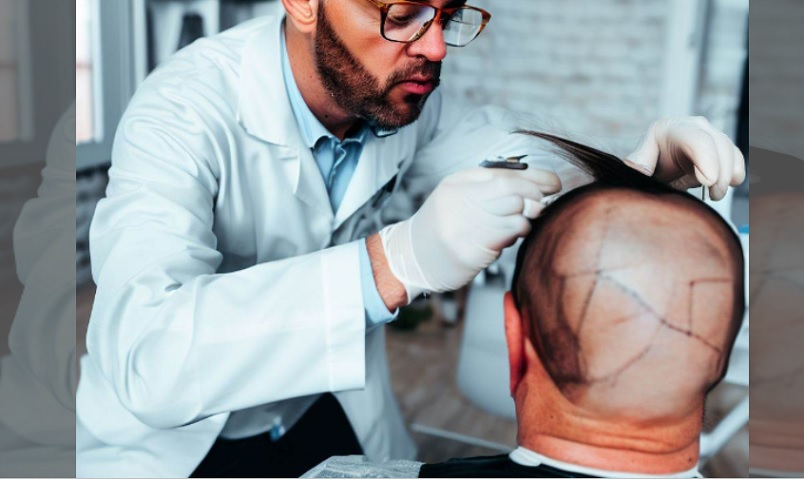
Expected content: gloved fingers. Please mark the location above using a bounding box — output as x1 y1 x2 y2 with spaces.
522 197 546 219
492 167 563 194
471 210 533 244
483 195 525 216
486 229 522 251
712 130 746 188
628 117 743 192
503 214 533 238
707 131 736 201
482 195 548 219
731 145 747 186
478 176 556 203
477 215 532 250
622 157 654 176
669 174 700 191
673 125 721 188
448 167 561 198
452 167 498 183
624 127 661 176
464 167 560 193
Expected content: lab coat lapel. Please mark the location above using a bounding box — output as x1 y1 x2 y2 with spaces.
237 16 295 147
292 144 335 218
237 16 333 218
334 132 407 230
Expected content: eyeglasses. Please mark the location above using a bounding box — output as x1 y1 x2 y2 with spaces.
363 0 491 47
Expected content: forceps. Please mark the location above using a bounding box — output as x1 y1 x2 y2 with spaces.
480 154 529 170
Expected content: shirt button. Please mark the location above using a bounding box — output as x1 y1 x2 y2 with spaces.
270 417 286 441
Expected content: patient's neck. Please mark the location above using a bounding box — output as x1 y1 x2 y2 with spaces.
515 382 703 475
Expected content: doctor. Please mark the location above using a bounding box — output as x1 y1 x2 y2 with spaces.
77 0 746 477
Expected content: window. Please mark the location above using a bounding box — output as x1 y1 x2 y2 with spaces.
0 0 72 167
76 0 97 144
0 0 33 143
76 0 144 169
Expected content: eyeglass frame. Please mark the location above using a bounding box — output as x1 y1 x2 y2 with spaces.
362 0 492 47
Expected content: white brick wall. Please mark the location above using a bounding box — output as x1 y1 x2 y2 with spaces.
442 0 671 153
749 0 804 157
442 0 747 153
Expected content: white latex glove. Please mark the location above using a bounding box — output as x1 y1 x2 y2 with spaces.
625 116 747 201
379 167 561 302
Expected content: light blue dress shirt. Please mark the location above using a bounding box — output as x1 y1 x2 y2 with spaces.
281 31 397 327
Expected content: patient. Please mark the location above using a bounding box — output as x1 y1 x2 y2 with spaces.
303 133 745 478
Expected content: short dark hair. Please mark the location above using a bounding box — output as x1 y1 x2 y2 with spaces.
511 131 745 393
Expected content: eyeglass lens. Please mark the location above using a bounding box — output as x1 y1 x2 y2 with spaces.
384 3 484 46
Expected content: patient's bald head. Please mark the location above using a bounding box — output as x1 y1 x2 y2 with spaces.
511 133 745 424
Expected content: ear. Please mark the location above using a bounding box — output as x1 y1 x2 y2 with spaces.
281 0 320 33
504 292 525 397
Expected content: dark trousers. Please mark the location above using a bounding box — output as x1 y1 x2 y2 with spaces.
191 393 363 478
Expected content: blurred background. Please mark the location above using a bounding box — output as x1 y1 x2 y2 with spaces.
0 0 75 475
73 0 751 476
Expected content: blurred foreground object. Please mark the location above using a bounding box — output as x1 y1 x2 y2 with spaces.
0 104 76 476
748 153 804 476
748 1 804 475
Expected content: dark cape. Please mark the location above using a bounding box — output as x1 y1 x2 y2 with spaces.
419 454 596 478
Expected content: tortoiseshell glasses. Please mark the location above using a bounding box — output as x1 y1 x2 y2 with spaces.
363 0 491 47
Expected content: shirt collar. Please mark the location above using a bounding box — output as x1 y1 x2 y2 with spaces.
509 446 703 478
279 26 397 149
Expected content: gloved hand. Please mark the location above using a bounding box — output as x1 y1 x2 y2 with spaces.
379 167 561 303
625 116 747 200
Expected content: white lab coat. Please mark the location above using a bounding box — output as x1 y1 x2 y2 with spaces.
76 15 590 478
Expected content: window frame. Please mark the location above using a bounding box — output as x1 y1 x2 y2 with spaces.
0 0 73 168
76 0 144 170
0 0 34 152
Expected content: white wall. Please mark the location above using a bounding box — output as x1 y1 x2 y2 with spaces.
441 0 747 153
442 0 671 153
750 0 804 157
698 0 749 137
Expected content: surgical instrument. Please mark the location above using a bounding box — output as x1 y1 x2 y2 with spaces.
480 155 529 170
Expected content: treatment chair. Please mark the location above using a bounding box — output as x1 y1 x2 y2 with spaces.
409 257 516 453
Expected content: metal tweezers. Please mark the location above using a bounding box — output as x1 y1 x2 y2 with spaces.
480 155 529 170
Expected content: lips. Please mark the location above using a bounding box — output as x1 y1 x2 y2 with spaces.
397 77 436 95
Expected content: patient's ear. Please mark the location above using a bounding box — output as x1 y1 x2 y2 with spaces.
504 292 525 396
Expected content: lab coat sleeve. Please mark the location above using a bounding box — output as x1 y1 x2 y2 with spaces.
86 94 366 430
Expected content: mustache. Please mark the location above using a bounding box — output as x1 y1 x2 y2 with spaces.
386 61 443 88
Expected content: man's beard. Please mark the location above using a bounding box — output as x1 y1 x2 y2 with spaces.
314 2 441 130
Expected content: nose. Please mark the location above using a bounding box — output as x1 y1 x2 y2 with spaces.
406 18 448 62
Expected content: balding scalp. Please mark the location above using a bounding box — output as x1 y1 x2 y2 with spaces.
511 133 745 421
